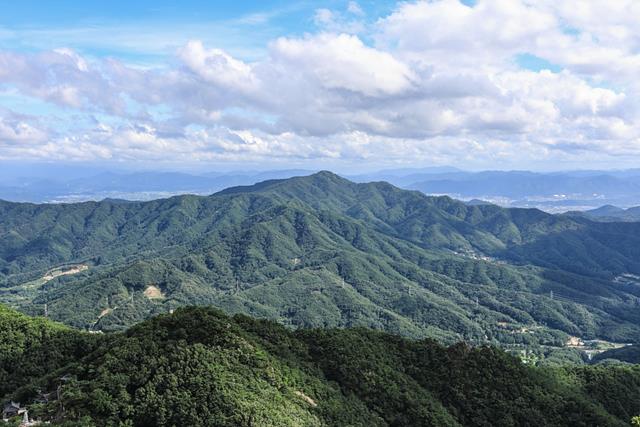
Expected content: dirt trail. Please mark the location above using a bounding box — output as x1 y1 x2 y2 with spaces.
294 391 317 407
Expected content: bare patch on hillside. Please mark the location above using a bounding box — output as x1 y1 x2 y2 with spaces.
144 285 165 300
42 264 89 283
98 308 113 319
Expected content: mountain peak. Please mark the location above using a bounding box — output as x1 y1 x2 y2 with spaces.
313 170 342 179
215 170 353 196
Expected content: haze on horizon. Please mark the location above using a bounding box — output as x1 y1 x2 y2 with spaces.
1 0 640 172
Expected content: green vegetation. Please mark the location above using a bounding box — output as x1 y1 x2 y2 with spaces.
592 344 640 364
0 305 97 398
2 305 640 426
2 172 640 350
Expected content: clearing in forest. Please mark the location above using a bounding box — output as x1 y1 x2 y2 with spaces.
144 285 165 300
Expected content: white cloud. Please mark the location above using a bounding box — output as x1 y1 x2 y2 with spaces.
347 2 364 16
0 113 48 145
376 0 556 68
2 0 640 168
178 40 258 93
269 33 415 97
312 5 365 34
0 49 123 112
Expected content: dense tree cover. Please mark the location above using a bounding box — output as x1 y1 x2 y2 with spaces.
2 305 640 426
592 344 640 364
2 172 640 347
0 305 97 398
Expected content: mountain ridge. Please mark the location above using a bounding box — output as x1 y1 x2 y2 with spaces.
2 172 640 350
2 304 640 426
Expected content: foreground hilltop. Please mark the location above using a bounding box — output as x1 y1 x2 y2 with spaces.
2 172 640 349
2 304 640 426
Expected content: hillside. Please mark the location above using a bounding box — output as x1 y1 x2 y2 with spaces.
592 344 640 364
569 205 640 222
2 305 640 426
2 172 640 351
0 305 97 397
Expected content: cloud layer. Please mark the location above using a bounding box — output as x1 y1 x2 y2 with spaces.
1 0 639 169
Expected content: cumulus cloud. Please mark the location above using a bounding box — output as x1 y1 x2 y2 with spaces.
0 49 124 112
0 110 48 145
178 40 258 93
269 33 415 97
1 0 640 168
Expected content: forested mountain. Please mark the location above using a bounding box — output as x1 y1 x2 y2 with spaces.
2 304 640 426
3 172 640 350
592 344 640 364
568 205 640 222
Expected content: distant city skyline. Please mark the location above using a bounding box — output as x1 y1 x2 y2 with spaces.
1 0 640 170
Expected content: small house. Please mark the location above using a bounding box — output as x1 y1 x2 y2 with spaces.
2 401 25 420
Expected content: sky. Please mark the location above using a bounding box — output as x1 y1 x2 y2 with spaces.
1 0 640 172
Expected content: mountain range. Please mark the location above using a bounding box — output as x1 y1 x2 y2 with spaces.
567 205 640 222
4 166 640 213
2 172 640 358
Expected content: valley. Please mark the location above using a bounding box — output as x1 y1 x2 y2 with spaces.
2 172 640 364
5 1 640 424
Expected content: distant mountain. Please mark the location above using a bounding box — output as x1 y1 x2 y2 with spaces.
3 172 640 349
584 205 626 217
399 170 640 212
465 199 494 206
0 170 317 203
349 166 463 186
408 171 640 198
569 205 640 222
2 304 640 426
5 167 640 213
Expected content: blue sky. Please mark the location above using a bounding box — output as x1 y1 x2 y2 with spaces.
0 1 398 62
0 0 639 172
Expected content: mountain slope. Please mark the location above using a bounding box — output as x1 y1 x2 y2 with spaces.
569 205 640 222
0 305 96 397
2 172 640 347
3 305 640 426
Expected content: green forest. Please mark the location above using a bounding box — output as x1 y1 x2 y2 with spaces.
3 174 640 425
2 172 640 354
2 304 640 426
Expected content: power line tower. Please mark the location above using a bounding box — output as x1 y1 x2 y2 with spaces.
44 303 48 318
549 290 554 300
